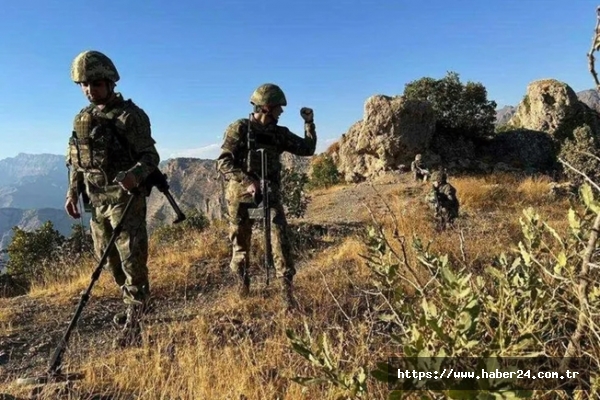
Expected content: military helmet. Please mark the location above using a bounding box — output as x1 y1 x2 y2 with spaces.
70 50 120 83
432 171 447 183
250 83 287 107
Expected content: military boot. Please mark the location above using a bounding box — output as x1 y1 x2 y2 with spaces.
113 298 152 327
114 304 143 348
281 277 298 311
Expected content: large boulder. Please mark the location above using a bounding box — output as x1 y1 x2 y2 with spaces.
506 79 600 142
485 79 600 172
330 95 436 182
483 129 559 172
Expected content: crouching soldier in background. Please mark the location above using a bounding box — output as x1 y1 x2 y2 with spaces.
411 154 430 182
216 83 317 311
426 171 459 230
65 50 160 348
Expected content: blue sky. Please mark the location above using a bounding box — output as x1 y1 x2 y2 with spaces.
0 0 598 162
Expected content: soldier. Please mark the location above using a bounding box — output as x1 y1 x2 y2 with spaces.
65 50 160 347
426 170 459 229
216 83 317 311
411 154 430 182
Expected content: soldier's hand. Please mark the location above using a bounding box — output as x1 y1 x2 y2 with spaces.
114 171 138 192
300 107 314 123
65 197 81 219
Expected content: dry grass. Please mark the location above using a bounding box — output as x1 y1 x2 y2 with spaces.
0 171 591 399
0 304 15 335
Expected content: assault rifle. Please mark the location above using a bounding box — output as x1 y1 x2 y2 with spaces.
246 115 274 286
142 168 187 224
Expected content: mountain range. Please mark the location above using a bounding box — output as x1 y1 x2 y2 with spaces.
1 87 598 254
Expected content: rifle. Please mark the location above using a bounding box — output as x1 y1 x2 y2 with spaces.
246 115 274 286
142 168 187 224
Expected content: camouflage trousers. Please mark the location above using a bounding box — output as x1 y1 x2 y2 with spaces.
225 179 295 281
90 195 150 305
434 205 459 229
414 170 429 182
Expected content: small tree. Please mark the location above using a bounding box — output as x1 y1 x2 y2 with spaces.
309 154 340 189
6 221 66 282
64 223 94 256
403 71 497 140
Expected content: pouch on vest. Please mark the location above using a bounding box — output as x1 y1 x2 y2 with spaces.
70 110 122 172
69 108 130 171
245 125 281 182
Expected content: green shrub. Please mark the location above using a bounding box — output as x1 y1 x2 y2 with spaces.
152 208 209 245
280 167 310 219
309 154 340 189
287 184 600 398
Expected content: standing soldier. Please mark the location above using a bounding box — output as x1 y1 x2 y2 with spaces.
411 154 430 182
216 83 317 311
65 50 160 347
426 170 459 229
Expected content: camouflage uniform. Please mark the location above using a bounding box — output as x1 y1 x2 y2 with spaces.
411 154 430 182
66 50 160 346
426 171 459 228
216 83 317 308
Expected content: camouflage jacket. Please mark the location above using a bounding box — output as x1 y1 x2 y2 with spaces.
426 183 459 215
216 117 317 186
411 160 427 173
66 93 160 206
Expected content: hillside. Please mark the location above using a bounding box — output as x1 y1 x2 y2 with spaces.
0 169 595 399
0 208 82 250
0 154 73 251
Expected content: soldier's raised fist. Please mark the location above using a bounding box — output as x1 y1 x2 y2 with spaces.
300 107 314 123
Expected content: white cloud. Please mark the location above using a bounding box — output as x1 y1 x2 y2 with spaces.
163 143 221 160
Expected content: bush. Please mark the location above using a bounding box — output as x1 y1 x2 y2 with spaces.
280 167 310 219
558 124 600 186
309 154 340 189
287 183 600 398
152 208 209 245
6 221 66 283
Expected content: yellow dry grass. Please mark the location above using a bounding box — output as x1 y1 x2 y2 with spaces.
0 172 587 399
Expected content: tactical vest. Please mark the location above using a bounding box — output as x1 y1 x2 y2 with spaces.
67 101 137 205
242 119 283 184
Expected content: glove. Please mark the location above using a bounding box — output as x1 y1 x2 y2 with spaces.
300 107 314 123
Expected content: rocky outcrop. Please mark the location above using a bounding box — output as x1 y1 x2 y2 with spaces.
482 80 600 172
146 158 227 231
329 95 436 182
506 79 600 142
